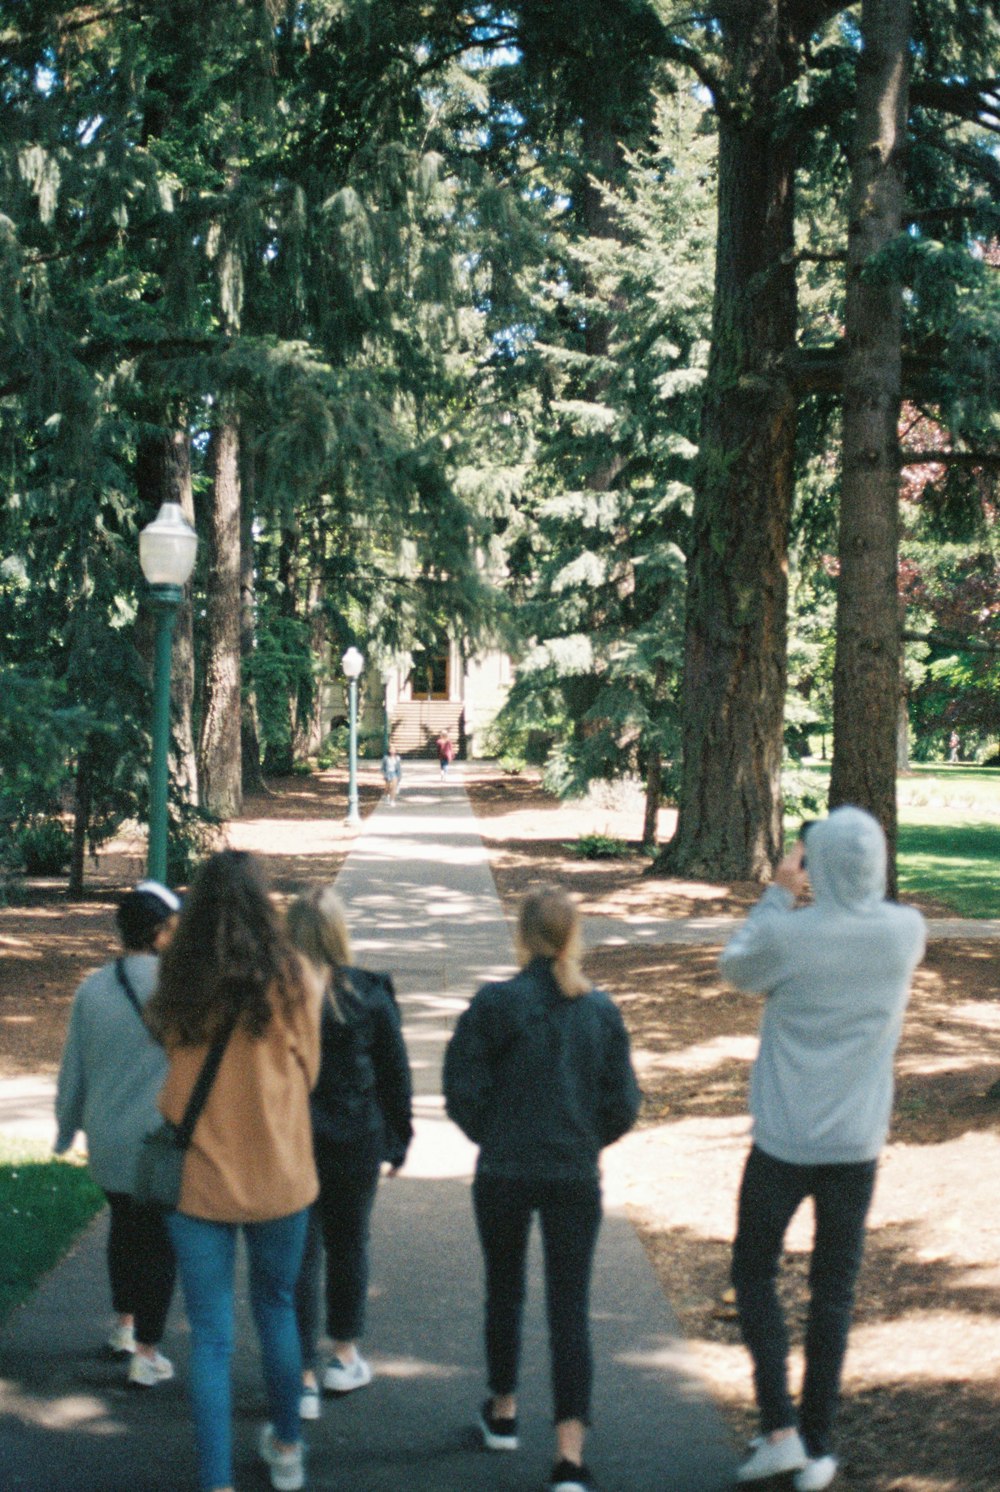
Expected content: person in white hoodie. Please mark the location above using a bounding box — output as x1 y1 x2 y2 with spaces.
719 807 925 1492
55 881 181 1387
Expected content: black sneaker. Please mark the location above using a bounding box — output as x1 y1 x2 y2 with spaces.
478 1397 519 1451
549 1460 596 1492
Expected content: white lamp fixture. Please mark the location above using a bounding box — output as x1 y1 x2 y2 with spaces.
341 645 365 680
139 502 198 589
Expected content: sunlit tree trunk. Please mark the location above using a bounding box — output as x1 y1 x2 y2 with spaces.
198 413 243 819
662 3 799 879
830 0 911 892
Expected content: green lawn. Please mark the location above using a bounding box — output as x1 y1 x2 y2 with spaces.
788 763 1000 918
0 1138 104 1326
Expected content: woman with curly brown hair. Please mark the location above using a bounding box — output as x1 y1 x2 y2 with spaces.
148 850 322 1492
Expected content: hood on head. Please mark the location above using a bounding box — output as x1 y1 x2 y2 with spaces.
804 806 887 911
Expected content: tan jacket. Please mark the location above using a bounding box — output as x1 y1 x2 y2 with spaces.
159 966 322 1223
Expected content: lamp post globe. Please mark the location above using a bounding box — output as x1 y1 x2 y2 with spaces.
342 647 365 827
140 503 197 883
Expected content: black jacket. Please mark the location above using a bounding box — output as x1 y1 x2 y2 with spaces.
310 967 413 1169
442 957 641 1181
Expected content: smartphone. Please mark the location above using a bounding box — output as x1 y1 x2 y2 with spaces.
798 819 815 869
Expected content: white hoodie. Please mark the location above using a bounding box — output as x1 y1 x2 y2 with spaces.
719 806 926 1164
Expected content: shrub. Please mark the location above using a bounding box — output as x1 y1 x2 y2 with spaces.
568 833 630 860
17 819 72 875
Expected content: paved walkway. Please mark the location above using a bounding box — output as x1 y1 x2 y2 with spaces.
0 763 736 1492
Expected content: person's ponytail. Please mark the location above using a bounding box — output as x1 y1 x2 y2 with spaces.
516 885 590 998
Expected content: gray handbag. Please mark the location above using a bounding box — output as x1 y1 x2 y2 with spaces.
133 1009 237 1210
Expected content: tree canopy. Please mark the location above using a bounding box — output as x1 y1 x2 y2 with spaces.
2 0 999 888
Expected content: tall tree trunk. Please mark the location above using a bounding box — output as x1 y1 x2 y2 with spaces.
582 116 627 495
198 413 243 819
829 0 911 891
136 428 198 806
296 563 326 758
662 5 800 879
68 746 92 898
239 437 267 794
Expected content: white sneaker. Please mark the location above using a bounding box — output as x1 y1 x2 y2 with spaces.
106 1323 136 1355
127 1350 174 1388
795 1456 839 1490
258 1424 305 1492
322 1353 372 1393
299 1383 321 1420
736 1430 807 1482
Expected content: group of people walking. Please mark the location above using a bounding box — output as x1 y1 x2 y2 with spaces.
54 800 923 1492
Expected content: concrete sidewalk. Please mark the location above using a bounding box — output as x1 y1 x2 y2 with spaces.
0 763 736 1491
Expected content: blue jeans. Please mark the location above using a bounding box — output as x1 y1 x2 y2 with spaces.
473 1175 602 1425
168 1208 309 1491
731 1145 877 1457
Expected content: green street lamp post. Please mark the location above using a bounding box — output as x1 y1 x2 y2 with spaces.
139 502 198 883
342 646 364 828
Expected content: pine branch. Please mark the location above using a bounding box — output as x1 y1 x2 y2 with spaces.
911 78 1000 134
903 628 1000 654
901 450 1000 470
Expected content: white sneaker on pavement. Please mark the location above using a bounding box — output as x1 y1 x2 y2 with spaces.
299 1383 321 1420
105 1323 136 1355
735 1430 808 1482
322 1353 372 1393
258 1424 305 1492
794 1455 839 1490
127 1350 174 1388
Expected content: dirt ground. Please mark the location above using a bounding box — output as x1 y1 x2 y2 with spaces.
2 764 999 1491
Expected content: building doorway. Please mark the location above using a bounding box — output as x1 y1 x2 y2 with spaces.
409 646 450 700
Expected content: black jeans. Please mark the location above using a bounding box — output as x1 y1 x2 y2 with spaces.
294 1149 381 1371
104 1190 176 1347
731 1145 877 1457
472 1174 602 1425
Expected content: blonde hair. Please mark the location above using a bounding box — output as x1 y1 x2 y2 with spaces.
286 885 354 1021
516 885 590 998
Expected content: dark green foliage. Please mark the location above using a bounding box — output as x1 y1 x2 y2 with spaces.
15 820 72 876
568 833 630 859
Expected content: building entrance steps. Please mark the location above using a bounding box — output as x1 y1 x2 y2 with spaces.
0 761 736 1491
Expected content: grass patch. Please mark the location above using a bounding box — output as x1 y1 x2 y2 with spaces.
896 822 1000 918
0 1137 104 1326
784 764 1000 918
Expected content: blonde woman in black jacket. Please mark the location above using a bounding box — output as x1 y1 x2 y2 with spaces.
443 885 641 1492
286 886 413 1421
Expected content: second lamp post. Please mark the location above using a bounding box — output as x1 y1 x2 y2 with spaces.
342 646 364 828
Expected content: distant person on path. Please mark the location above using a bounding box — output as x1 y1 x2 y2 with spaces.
55 881 181 1387
443 885 641 1492
148 851 322 1492
436 730 455 778
948 730 959 763
719 807 925 1491
286 886 413 1420
381 748 403 804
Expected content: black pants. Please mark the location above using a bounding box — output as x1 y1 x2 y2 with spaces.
294 1151 381 1371
472 1175 602 1425
104 1190 176 1347
730 1145 877 1457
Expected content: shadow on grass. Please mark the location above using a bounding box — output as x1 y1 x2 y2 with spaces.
897 821 1000 918
0 1141 103 1326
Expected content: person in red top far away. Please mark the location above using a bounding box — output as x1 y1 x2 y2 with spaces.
436 730 456 778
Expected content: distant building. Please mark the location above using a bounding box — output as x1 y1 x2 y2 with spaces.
320 638 511 759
